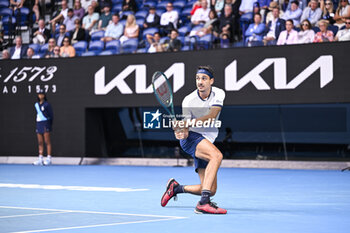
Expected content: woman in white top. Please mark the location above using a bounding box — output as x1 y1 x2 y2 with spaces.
334 0 350 28
119 14 139 43
297 19 315 44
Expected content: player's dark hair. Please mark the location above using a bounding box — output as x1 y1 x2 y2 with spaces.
197 65 214 79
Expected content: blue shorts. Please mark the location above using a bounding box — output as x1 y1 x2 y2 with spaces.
180 131 208 172
36 120 52 134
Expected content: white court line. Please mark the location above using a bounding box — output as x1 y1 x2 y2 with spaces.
0 211 66 219
0 205 187 233
0 183 148 192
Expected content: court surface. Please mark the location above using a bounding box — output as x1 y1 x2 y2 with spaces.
0 164 349 233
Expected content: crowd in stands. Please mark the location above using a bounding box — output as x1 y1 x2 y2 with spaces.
0 0 349 59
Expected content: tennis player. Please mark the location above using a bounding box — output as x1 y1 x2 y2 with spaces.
33 89 54 166
161 65 227 214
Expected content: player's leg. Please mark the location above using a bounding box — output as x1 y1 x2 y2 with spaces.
183 169 217 196
194 139 226 214
43 132 52 165
195 139 222 194
33 133 44 165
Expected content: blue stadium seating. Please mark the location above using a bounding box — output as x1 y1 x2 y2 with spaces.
73 41 88 56
1 16 15 35
81 51 98 56
142 27 158 39
29 44 41 54
0 0 9 8
328 24 338 36
173 0 186 8
135 10 148 19
121 38 138 53
0 8 13 17
99 50 114 56
197 34 213 50
105 40 120 54
178 25 191 36
112 4 122 13
91 30 105 41
14 7 30 26
89 41 104 53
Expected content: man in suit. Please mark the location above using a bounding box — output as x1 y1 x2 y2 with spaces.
10 36 27 59
32 19 51 44
143 6 160 29
264 7 286 45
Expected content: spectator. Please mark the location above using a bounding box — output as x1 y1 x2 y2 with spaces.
277 19 298 45
285 0 308 11
162 29 182 52
146 32 163 53
71 19 86 44
2 50 10 60
143 6 161 29
335 18 350 41
122 0 138 14
26 47 40 59
45 38 56 58
160 3 179 35
245 13 266 45
195 9 220 37
10 36 27 59
74 0 85 20
55 24 69 46
321 0 335 25
50 0 69 33
119 14 139 43
82 5 100 34
266 1 284 25
257 0 269 22
239 0 255 16
300 0 322 26
32 19 51 44
32 0 40 23
283 0 303 26
60 36 76 57
99 0 112 9
218 4 235 42
9 0 23 10
334 0 350 28
52 46 61 58
191 0 203 16
297 19 315 43
215 0 225 16
91 0 101 13
264 7 286 45
64 9 79 32
313 19 334 42
101 13 124 42
98 5 112 30
191 0 210 26
33 89 54 166
81 0 93 11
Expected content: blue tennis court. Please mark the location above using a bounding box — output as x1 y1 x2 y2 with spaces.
0 164 349 233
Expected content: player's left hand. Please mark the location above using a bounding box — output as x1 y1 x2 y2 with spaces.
173 125 189 140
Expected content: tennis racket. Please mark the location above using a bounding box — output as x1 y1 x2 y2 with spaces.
152 71 176 120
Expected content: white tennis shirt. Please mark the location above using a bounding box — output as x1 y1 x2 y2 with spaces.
182 86 225 143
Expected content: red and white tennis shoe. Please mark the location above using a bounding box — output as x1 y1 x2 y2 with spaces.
195 201 227 214
161 178 179 207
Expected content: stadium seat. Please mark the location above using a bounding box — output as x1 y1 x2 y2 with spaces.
29 44 41 54
105 39 120 54
197 34 212 50
327 24 338 36
157 1 169 10
312 26 320 33
135 10 148 19
156 8 166 16
119 19 127 26
81 51 97 56
40 43 49 54
240 12 253 42
121 38 138 53
0 0 9 8
143 0 157 8
120 11 134 19
73 41 88 56
111 0 123 5
14 7 30 26
136 18 144 28
159 36 169 44
178 25 191 36
89 40 104 54
0 8 13 17
142 27 159 39
1 16 15 35
181 45 190 51
91 30 105 41
173 0 186 8
99 50 114 56
112 4 122 13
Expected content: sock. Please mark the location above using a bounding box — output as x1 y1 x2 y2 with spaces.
199 190 211 205
38 155 43 161
174 185 185 194
47 155 51 160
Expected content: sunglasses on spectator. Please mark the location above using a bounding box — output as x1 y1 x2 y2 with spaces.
54 49 60 51
346 22 350 24
64 40 69 42
340 0 347 2
302 23 309 26
325 3 332 5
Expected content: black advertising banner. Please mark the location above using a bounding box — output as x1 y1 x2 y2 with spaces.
0 42 349 156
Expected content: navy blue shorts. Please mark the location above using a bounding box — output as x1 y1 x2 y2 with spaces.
36 120 52 134
180 131 208 172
